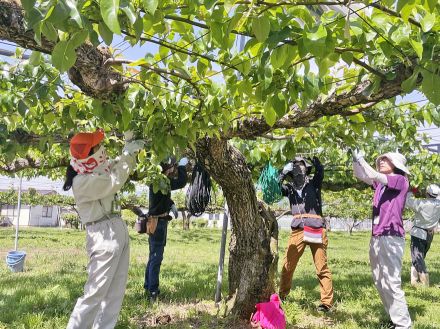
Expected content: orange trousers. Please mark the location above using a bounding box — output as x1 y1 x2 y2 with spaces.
279 228 333 307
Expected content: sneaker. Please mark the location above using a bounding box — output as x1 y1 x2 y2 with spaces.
380 320 395 329
148 291 159 303
317 304 331 313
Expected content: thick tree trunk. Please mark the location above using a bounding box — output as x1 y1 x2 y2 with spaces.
196 137 278 318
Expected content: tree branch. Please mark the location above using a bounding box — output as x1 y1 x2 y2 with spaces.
370 3 422 28
228 59 417 139
121 30 239 72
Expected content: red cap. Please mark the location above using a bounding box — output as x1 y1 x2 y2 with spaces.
69 130 105 160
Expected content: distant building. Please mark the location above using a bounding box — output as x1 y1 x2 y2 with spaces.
0 189 61 227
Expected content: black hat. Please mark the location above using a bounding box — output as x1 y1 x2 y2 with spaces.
160 156 177 172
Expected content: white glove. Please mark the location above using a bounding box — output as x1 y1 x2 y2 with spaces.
123 130 134 142
352 149 365 162
170 204 178 219
123 140 145 155
178 157 188 166
282 162 294 174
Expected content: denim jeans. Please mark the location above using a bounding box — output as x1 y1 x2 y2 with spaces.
144 218 168 294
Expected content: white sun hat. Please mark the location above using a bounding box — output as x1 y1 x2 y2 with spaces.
375 152 410 175
427 184 440 197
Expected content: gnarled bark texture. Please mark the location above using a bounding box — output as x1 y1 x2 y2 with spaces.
0 0 127 99
195 137 278 317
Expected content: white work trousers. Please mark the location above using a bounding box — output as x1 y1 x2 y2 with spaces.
67 217 130 329
369 236 412 329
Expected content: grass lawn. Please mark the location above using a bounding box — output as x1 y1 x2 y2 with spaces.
1 226 440 329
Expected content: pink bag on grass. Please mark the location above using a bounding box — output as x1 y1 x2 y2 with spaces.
250 294 286 329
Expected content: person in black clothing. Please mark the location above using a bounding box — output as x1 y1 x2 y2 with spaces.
144 156 188 302
278 156 333 312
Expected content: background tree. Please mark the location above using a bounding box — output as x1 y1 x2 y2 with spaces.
1 0 440 317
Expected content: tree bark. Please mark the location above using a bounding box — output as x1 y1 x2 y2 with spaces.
195 137 278 318
0 0 127 99
182 210 190 230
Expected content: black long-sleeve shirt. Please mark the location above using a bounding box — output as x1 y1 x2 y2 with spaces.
148 166 187 216
281 161 324 229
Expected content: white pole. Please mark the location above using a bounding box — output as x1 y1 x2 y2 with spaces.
215 204 229 305
14 175 23 251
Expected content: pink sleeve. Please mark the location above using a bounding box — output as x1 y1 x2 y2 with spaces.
386 175 408 191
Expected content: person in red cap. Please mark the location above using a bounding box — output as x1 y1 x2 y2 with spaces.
63 129 144 329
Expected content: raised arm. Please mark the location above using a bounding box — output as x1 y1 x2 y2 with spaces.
352 150 387 186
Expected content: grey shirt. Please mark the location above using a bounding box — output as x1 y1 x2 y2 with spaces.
406 192 440 230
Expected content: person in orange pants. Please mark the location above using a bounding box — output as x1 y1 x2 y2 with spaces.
278 156 333 312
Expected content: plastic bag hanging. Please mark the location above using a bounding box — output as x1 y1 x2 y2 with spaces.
257 162 282 205
186 162 212 216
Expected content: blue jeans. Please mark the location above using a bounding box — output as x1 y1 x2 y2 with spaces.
144 218 168 294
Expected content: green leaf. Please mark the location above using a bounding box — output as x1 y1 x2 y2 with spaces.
349 114 366 123
421 68 440 105
401 68 420 93
92 99 103 117
142 0 158 15
121 0 137 25
100 0 121 34
51 31 87 72
99 21 114 45
252 16 271 43
306 24 327 41
426 0 437 12
21 0 35 12
410 39 423 59
133 16 144 41
341 52 353 65
51 41 76 72
271 45 289 69
423 110 433 125
103 103 116 124
18 100 28 117
41 22 58 42
421 13 436 32
272 93 287 117
121 109 132 130
263 100 277 127
69 30 88 48
65 0 83 28
303 25 328 58
44 112 56 126
29 51 42 66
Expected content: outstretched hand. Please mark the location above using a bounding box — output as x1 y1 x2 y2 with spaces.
351 149 365 162
311 156 321 167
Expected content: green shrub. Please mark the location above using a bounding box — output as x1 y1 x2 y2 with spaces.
122 209 137 228
192 219 208 228
61 213 80 229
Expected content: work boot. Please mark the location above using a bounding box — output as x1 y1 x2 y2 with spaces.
317 304 331 313
419 272 430 287
410 266 418 286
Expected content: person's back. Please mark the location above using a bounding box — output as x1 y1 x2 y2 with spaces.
406 184 440 287
407 195 440 229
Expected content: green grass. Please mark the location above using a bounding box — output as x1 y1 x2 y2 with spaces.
1 227 440 328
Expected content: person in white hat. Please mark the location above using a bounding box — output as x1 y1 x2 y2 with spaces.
352 150 411 329
63 129 144 329
406 184 440 287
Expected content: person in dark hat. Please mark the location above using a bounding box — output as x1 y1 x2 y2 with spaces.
143 156 188 302
278 156 333 313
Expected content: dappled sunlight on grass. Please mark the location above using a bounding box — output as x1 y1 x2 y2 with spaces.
1 227 440 328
